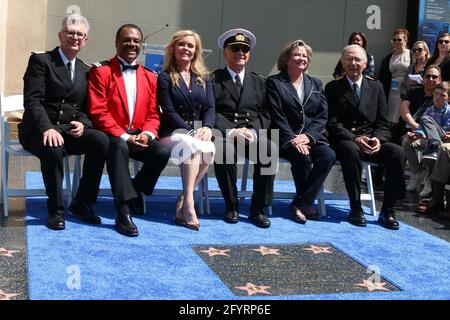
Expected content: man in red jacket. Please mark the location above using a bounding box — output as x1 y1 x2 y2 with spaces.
88 24 170 237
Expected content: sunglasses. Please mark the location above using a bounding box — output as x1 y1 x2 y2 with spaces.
425 74 439 80
413 48 425 53
438 39 450 45
228 45 250 53
392 38 404 42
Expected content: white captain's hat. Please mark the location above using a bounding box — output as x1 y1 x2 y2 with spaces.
217 28 256 50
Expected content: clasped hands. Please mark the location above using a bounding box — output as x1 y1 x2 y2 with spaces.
127 133 150 151
42 121 84 147
194 127 213 141
290 134 310 155
229 127 256 144
354 136 381 155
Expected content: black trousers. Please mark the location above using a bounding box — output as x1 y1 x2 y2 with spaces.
280 143 336 207
106 136 170 207
20 128 109 214
332 140 406 209
214 137 276 211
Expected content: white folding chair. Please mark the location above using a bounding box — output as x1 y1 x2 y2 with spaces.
316 161 378 217
238 158 378 217
0 93 77 218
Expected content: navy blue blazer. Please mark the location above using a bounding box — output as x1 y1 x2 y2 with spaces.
20 47 91 140
266 71 329 149
157 71 215 138
325 76 391 145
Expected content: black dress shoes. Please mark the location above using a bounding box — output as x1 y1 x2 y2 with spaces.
131 179 145 215
348 208 367 227
68 199 101 225
378 208 400 230
224 210 239 224
47 212 65 230
302 205 320 221
249 202 271 228
248 213 271 228
116 204 139 237
289 204 307 224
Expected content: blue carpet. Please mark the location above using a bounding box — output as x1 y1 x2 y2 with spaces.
24 172 450 300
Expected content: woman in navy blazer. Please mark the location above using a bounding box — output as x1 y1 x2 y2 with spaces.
266 40 336 224
157 30 215 231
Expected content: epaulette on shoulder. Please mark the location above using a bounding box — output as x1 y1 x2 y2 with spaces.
79 60 90 68
143 66 157 74
364 75 376 81
334 75 345 81
91 60 110 68
252 71 267 79
31 51 46 55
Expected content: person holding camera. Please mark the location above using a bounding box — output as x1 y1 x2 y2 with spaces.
88 24 170 237
19 14 109 231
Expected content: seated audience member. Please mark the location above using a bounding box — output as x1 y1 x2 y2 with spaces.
19 14 109 231
157 30 215 231
88 24 171 237
413 81 450 161
333 32 375 79
267 40 336 224
401 65 442 193
325 45 406 230
416 143 450 219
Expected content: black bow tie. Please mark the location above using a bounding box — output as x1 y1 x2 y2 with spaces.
120 63 139 71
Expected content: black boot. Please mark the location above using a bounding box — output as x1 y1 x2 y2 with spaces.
115 204 138 237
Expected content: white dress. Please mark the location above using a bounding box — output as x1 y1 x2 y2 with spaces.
159 133 215 165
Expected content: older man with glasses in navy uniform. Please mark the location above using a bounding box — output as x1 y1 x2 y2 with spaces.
19 14 109 231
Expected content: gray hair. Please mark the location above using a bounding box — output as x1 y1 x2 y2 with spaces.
61 14 90 34
340 44 367 64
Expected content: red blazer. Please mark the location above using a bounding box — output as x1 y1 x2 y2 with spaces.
87 55 160 138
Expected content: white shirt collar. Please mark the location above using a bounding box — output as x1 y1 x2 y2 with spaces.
227 66 245 84
58 48 76 68
346 75 363 89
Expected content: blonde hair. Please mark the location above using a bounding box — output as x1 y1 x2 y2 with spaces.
163 30 209 88
412 40 430 64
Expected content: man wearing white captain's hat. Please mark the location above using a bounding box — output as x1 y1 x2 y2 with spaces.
213 28 275 228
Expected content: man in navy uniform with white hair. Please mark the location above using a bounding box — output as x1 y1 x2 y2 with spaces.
213 28 275 228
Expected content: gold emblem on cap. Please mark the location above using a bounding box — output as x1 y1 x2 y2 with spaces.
236 34 245 41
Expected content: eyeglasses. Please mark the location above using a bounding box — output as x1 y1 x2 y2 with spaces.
425 74 439 80
438 39 450 45
392 38 404 42
64 30 87 39
228 45 250 53
413 48 424 53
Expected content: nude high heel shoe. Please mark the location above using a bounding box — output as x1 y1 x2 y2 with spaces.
183 200 200 231
174 194 185 226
